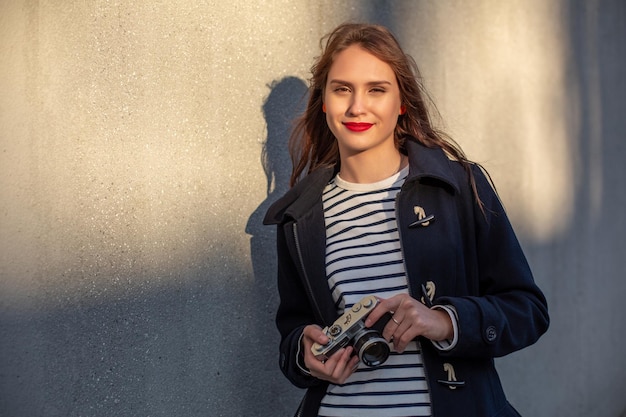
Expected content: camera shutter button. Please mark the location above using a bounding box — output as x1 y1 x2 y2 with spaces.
352 303 362 312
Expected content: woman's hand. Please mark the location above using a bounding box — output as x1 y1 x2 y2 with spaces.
364 294 453 353
301 324 360 384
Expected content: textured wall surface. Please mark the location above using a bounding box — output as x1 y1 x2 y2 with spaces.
1 1 625 416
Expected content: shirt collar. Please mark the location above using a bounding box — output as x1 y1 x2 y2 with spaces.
263 138 461 225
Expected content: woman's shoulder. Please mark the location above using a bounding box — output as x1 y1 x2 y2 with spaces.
262 166 335 225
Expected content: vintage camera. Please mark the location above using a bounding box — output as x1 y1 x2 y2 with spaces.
311 295 390 367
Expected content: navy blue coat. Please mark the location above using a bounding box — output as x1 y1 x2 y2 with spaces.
263 139 549 417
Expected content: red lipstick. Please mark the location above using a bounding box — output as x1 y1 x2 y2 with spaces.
343 122 373 132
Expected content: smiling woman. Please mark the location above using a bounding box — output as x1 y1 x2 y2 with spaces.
323 45 404 183
263 22 549 417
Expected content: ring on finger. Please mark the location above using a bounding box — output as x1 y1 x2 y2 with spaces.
391 316 400 325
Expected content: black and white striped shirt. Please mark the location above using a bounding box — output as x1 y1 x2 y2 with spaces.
318 165 432 417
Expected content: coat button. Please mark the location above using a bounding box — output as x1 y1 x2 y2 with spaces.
485 326 497 343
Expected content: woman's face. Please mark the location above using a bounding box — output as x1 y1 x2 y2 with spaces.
324 45 403 158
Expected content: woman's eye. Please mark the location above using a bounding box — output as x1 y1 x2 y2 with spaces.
334 86 350 93
370 88 386 94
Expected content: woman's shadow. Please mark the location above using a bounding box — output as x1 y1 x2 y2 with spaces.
246 76 308 289
244 76 308 415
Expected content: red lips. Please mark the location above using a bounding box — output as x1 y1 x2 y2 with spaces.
343 122 373 132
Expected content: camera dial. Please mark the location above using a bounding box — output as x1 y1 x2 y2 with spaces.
329 325 342 337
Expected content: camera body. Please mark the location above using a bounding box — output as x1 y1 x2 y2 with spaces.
311 295 390 367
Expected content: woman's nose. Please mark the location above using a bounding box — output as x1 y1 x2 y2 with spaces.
346 92 366 116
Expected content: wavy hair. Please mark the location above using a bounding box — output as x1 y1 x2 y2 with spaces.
289 23 481 206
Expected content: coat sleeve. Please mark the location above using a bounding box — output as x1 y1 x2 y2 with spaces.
274 222 324 389
438 165 549 358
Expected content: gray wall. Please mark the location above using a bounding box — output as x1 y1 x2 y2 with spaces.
1 1 624 416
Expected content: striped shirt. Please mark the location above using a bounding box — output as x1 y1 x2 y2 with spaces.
318 165 432 417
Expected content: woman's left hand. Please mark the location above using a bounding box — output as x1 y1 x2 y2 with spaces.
364 294 453 353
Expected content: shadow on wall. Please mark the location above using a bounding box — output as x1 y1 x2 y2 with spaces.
0 77 309 417
245 76 309 416
246 75 309 291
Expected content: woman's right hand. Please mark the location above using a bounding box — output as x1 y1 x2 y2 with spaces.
301 325 360 385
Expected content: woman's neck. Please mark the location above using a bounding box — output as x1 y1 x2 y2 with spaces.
339 149 407 184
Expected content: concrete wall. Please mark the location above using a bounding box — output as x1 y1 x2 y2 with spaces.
1 1 624 416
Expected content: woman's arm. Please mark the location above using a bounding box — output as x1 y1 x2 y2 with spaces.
274 224 325 388
438 166 549 358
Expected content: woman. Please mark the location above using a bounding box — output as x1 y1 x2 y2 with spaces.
264 23 549 417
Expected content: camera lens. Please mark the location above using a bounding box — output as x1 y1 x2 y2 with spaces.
353 329 390 367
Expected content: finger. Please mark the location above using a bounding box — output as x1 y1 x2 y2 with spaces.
382 317 394 340
303 325 330 345
340 354 361 381
363 300 386 327
392 321 414 353
311 347 353 382
332 346 353 371
307 347 343 378
364 296 399 327
330 347 359 384
392 312 425 353
303 345 328 372
383 311 403 341
302 325 333 372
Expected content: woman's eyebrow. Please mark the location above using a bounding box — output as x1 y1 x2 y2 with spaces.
328 79 393 87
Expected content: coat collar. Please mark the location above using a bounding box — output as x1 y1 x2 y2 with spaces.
404 139 461 194
263 138 461 225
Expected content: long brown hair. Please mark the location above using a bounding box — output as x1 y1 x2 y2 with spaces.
289 23 480 204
